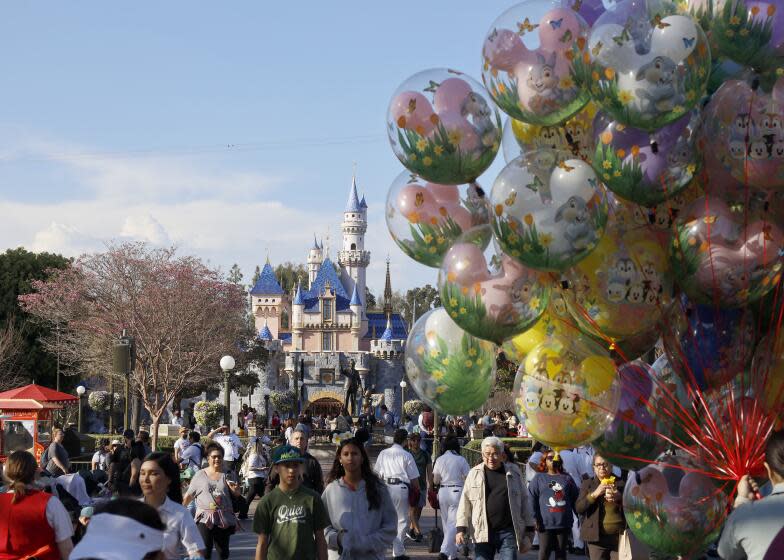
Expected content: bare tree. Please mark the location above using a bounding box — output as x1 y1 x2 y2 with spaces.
20 243 249 449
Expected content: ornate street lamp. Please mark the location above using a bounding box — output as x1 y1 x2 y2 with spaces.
76 385 86 433
399 379 407 416
220 355 235 427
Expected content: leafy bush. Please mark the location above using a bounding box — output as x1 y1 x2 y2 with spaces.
194 401 224 429
403 399 425 417
87 391 124 413
269 390 296 414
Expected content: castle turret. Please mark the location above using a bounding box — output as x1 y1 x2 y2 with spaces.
307 235 323 289
338 174 370 315
291 282 305 350
349 283 366 350
249 261 287 339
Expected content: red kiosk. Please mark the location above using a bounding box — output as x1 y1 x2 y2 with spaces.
0 384 78 464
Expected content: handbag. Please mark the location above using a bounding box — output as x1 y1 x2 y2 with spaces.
428 502 443 553
427 487 439 510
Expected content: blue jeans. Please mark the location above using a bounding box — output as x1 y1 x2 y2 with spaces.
475 528 517 560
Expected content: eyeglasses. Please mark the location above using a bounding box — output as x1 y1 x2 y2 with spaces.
594 462 610 469
482 451 500 459
208 455 223 460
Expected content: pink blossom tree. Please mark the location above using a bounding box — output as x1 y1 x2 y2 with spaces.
20 243 249 449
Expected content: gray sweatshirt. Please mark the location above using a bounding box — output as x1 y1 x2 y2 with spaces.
321 478 397 560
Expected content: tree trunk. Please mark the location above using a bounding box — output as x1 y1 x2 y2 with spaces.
150 414 161 452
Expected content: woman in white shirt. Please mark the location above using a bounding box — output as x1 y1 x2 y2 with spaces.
139 452 205 559
238 436 269 519
432 436 470 560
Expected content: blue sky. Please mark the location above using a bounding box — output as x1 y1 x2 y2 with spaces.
0 1 515 296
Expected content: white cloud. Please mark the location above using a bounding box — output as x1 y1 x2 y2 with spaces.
120 214 171 245
30 221 102 255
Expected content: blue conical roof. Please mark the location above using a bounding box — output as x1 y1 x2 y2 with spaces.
312 234 320 250
346 176 362 213
380 318 393 341
292 282 304 305
350 284 362 306
360 195 367 209
258 322 273 341
249 263 284 295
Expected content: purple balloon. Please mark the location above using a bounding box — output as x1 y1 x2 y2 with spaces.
562 0 605 26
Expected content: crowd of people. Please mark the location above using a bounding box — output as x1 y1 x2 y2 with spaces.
4 407 784 560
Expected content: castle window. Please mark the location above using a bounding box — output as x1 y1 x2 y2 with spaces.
280 309 289 330
350 243 356 250
323 299 332 322
322 332 332 351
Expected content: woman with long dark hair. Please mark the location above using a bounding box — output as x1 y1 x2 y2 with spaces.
140 453 204 559
321 438 396 559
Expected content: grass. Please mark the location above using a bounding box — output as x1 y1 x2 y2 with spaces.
712 0 774 68
418 331 496 415
440 279 548 344
592 142 694 207
396 116 501 184
394 216 465 268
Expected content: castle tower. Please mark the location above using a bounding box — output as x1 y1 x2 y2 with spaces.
291 281 305 350
307 235 323 289
338 174 370 316
249 260 287 339
383 258 393 322
349 283 366 350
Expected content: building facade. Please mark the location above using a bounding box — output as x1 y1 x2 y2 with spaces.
237 177 408 420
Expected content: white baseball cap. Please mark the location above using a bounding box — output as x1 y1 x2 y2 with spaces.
71 513 164 560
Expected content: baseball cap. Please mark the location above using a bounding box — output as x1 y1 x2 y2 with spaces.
70 512 164 560
272 444 304 465
110 439 122 446
122 429 135 439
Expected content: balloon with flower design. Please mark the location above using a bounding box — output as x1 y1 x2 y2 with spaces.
404 308 497 415
387 69 502 185
482 1 592 126
623 454 729 557
584 0 711 131
385 171 491 268
513 332 620 449
490 153 609 271
438 226 551 344
591 110 701 206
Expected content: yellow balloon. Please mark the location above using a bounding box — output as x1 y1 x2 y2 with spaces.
580 355 617 396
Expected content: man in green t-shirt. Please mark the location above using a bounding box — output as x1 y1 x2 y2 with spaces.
253 444 329 560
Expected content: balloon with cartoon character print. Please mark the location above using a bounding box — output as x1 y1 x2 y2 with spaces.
437 225 551 344
482 0 592 126
586 0 711 131
513 332 620 448
387 68 502 185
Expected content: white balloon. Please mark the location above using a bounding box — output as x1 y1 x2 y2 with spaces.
650 15 698 63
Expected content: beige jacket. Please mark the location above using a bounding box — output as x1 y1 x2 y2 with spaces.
456 462 534 549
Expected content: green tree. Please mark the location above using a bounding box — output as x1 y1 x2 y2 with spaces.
228 263 243 285
274 262 308 294
0 248 70 389
397 284 441 325
249 265 261 290
365 287 377 311
495 352 517 393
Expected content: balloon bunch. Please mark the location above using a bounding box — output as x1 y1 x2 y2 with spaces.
385 2 784 556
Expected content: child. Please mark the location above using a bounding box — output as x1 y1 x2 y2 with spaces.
252 445 329 560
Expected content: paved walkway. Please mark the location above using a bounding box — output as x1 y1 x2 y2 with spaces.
225 443 546 559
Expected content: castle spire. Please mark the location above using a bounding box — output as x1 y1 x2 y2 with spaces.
383 257 393 322
345 174 362 213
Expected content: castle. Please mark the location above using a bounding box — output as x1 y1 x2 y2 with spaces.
237 176 408 419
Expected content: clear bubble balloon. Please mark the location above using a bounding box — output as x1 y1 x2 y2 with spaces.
701 76 784 192
387 69 502 185
502 102 598 164
513 332 620 449
591 110 701 206
385 171 491 268
670 195 784 307
561 197 674 341
586 0 711 131
438 226 551 344
491 154 609 271
405 308 497 415
593 360 667 470
623 454 729 558
482 1 591 126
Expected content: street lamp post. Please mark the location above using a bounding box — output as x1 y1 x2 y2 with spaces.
262 387 271 428
220 355 235 428
399 379 407 419
76 385 86 433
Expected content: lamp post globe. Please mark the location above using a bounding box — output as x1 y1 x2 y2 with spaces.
220 355 235 428
76 385 86 432
399 379 407 415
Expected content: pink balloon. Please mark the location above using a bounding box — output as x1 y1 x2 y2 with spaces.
390 91 437 136
538 8 583 51
448 207 474 231
397 183 439 223
437 112 480 152
427 183 461 204
483 28 529 73
442 242 492 286
433 78 473 114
